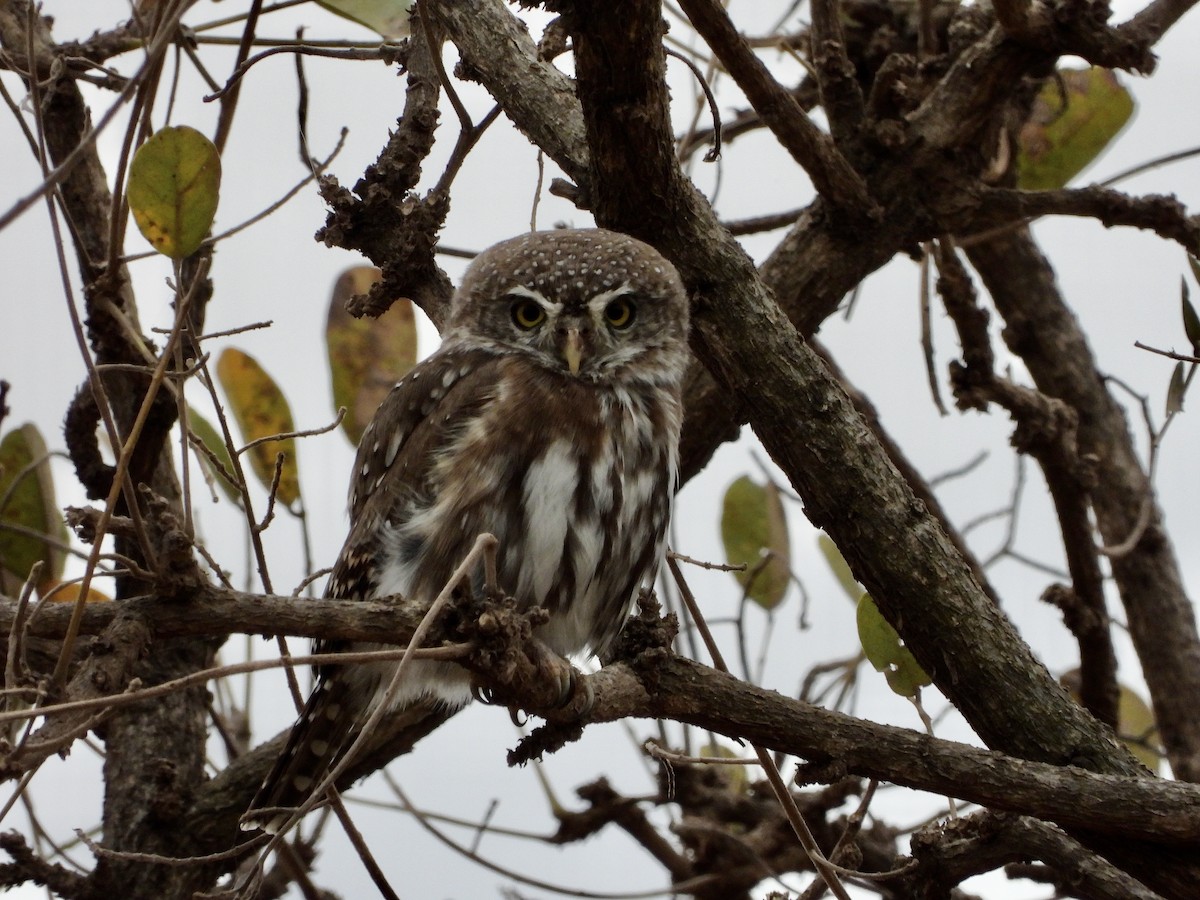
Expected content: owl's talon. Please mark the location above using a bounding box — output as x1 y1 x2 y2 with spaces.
550 665 595 717
472 683 497 705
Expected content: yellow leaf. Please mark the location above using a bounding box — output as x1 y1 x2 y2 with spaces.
216 348 301 507
326 267 418 445
698 741 749 793
720 476 791 610
42 579 111 603
0 424 67 595
1017 67 1134 191
127 125 221 259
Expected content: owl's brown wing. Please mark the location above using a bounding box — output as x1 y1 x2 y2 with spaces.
318 344 503 647
244 346 503 832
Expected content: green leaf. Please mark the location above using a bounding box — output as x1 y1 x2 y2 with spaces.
1166 361 1186 416
1061 670 1162 773
1017 67 1134 191
187 406 240 503
1117 684 1162 773
856 593 931 698
216 348 301 507
720 476 791 610
817 532 860 602
0 424 67 595
326 266 418 445
316 0 414 38
698 741 748 793
1182 277 1200 355
127 125 221 259
1187 254 1200 290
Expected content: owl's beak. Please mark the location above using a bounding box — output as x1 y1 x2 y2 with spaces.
561 326 584 376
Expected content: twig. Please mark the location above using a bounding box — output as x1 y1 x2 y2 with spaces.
667 551 746 573
675 0 877 221
666 557 853 900
664 47 722 161
51 260 209 687
74 828 267 867
328 796 402 900
0 644 470 728
386 779 724 898
644 739 757 766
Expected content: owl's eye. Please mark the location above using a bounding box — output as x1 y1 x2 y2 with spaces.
510 298 546 330
604 296 637 329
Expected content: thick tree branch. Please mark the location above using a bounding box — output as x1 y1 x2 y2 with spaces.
6 591 1198 852
562 0 1141 774
315 11 453 324
808 0 867 148
967 186 1200 257
425 0 589 190
965 228 1200 783
937 241 1118 727
0 8 214 900
577 656 1200 847
902 812 1163 900
1120 0 1200 46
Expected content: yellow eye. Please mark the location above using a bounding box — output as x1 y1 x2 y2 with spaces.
510 298 546 330
604 296 636 329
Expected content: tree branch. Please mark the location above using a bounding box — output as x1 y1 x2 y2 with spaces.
964 228 1200 784
314 11 453 325
562 0 1144 777
968 186 1200 256
675 0 878 224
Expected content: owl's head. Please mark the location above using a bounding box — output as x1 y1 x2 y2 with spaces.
444 229 690 383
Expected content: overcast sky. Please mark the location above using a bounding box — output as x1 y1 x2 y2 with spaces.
3 2 1200 897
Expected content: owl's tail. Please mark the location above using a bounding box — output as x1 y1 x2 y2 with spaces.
241 675 359 834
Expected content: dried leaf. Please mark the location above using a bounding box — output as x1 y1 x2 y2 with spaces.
720 476 791 610
43 579 111 603
127 125 221 259
1017 67 1134 191
326 267 418 444
216 348 301 507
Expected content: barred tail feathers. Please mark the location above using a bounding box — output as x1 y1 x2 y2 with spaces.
241 675 359 834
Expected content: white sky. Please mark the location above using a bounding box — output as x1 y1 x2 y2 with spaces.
2 1 1199 897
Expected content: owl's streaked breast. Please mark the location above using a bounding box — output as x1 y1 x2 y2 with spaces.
375 352 680 664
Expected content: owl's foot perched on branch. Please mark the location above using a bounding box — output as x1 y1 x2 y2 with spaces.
460 594 595 717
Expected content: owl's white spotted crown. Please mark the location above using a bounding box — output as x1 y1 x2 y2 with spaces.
449 228 687 321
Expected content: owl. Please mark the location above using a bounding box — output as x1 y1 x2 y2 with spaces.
243 229 690 832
